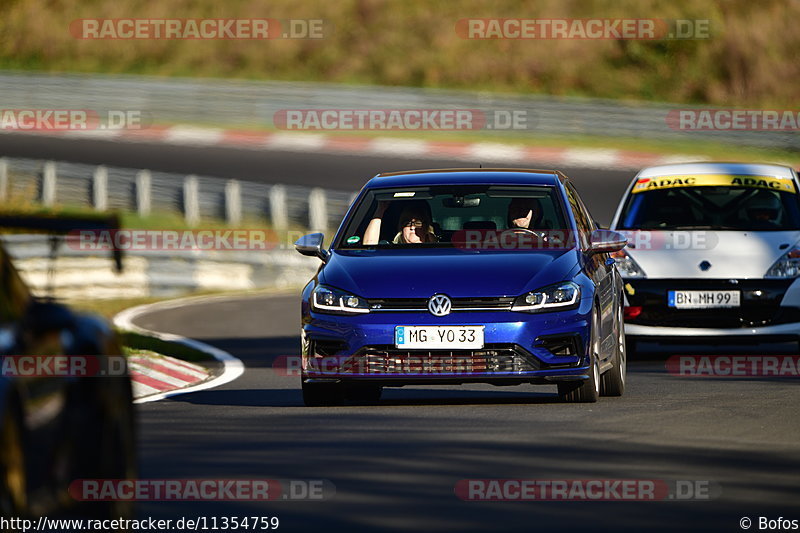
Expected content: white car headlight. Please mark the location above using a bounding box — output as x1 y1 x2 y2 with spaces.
610 249 646 278
766 247 800 279
312 285 370 314
512 281 580 313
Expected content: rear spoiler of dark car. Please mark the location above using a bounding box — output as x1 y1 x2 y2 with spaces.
0 213 123 272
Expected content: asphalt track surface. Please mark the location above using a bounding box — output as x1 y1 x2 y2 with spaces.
3 134 800 531
132 294 800 532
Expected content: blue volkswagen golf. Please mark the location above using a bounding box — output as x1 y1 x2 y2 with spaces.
295 169 628 405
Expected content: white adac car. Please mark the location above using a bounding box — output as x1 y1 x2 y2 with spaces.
609 162 800 351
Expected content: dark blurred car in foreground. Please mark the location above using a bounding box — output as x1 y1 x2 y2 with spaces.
0 215 136 521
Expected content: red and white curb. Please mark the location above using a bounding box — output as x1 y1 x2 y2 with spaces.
114 294 245 404
128 353 210 401
4 126 710 171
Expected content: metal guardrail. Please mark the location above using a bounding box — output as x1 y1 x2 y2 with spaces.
0 156 356 232
1 234 319 299
0 71 796 150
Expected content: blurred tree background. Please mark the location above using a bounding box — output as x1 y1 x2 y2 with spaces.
0 0 797 106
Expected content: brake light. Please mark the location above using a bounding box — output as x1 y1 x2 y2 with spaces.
624 306 642 320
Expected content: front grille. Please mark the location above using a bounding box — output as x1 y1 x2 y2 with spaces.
367 296 514 312
343 343 541 374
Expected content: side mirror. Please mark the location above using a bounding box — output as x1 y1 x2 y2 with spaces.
589 229 627 254
294 233 328 262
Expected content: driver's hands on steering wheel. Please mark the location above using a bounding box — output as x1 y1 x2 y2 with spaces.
507 227 547 241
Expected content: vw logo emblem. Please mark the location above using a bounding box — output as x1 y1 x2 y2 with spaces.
428 294 452 316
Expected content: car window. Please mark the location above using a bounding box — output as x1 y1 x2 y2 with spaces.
618 182 800 231
336 185 569 249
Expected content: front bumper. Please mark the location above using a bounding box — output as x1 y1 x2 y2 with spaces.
301 300 593 383
622 278 800 338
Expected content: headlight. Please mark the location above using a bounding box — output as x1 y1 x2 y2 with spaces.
610 249 646 278
766 247 800 279
311 285 370 314
512 281 580 313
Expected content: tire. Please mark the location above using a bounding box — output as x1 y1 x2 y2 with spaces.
558 306 601 403
0 404 26 520
345 384 383 405
302 381 345 407
601 301 626 397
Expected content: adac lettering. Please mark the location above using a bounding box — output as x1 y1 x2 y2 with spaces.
644 177 696 189
730 177 782 189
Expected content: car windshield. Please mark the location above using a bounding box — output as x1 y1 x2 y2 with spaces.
618 182 800 231
335 185 569 249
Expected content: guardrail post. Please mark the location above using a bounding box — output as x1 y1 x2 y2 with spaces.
92 165 108 211
308 187 328 233
0 158 7 202
135 169 151 216
42 161 56 206
225 179 242 225
269 184 288 232
183 175 200 226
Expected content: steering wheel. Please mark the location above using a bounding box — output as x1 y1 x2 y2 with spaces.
507 227 547 241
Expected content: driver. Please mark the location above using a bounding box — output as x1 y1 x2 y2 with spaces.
507 197 542 229
746 192 781 228
393 204 438 244
363 200 438 244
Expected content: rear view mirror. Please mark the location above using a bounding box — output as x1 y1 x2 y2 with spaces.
442 196 481 208
294 233 328 262
589 229 627 254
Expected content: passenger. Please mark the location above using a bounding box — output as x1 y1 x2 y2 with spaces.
363 201 438 244
507 197 542 229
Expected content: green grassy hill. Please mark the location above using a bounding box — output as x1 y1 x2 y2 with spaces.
1 0 797 106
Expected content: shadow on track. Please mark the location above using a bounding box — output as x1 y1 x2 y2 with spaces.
165 387 563 408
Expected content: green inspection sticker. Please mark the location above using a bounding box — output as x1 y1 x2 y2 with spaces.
347 236 361 244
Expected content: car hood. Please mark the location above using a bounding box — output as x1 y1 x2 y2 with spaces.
623 230 800 279
320 249 580 298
